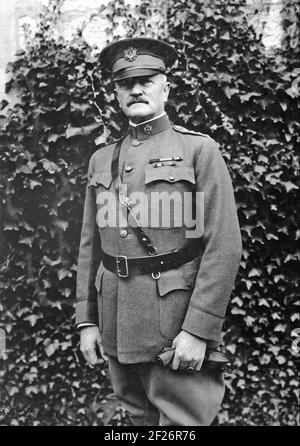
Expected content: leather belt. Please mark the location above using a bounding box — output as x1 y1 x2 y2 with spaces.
101 244 200 279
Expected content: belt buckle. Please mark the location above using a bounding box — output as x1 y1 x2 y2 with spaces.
116 255 129 278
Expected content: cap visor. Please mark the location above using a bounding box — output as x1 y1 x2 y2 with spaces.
113 68 165 81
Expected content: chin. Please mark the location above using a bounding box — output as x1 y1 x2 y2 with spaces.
127 104 152 120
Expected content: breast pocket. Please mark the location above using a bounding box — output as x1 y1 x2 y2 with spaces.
145 165 195 189
89 171 114 229
156 258 200 340
144 165 196 229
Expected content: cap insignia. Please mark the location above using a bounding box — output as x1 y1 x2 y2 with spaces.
123 47 138 62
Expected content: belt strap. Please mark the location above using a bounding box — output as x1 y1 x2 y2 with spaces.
101 244 199 278
111 138 123 195
111 138 158 256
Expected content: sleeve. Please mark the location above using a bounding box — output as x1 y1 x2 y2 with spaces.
182 138 242 343
75 155 101 327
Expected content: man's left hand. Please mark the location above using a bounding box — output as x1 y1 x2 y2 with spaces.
171 330 207 372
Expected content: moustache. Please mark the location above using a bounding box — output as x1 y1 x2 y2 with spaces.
127 99 148 106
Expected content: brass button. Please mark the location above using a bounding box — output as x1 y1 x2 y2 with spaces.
169 175 175 182
125 166 133 172
120 229 128 238
132 139 140 147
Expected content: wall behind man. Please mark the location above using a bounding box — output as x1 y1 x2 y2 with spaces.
0 0 285 98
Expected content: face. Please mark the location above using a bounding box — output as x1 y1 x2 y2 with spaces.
114 73 170 123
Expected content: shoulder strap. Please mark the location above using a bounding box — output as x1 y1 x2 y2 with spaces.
111 138 124 195
173 125 209 137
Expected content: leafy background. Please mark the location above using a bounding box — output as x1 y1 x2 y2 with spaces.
0 0 299 426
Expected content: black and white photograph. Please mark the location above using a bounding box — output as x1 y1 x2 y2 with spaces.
0 0 298 428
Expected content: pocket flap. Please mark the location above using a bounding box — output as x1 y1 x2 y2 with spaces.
157 271 190 297
89 171 112 189
156 259 199 297
145 165 195 185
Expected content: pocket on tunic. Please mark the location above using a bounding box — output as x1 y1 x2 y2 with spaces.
144 165 196 229
156 258 199 340
89 171 115 230
145 165 195 186
95 263 105 332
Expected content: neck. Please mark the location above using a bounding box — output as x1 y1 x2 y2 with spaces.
129 111 166 127
128 113 171 140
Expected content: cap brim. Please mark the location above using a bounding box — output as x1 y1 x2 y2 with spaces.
113 68 165 81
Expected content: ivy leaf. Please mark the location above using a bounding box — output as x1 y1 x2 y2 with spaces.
24 315 40 327
94 134 107 146
274 324 287 332
281 181 298 193
29 180 42 189
276 356 287 365
55 220 68 231
249 268 261 277
8 386 19 396
66 122 101 138
269 346 281 356
44 340 60 357
16 165 32 174
41 159 60 173
285 79 298 98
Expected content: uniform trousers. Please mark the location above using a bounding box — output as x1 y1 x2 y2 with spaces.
108 356 225 426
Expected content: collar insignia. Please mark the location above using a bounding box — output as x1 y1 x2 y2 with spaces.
123 47 138 62
143 124 152 135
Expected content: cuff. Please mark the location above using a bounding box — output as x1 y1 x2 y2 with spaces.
75 300 98 326
77 323 97 329
182 305 224 343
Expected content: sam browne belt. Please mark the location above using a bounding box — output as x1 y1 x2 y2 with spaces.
101 243 200 279
108 138 200 278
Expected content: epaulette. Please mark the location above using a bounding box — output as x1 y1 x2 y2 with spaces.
172 125 209 138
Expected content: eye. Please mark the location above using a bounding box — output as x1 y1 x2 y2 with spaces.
140 78 152 86
116 80 131 89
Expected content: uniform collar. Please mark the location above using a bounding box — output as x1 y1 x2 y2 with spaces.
129 113 171 140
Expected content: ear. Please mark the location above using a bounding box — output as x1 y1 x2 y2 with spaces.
163 81 170 102
114 87 120 103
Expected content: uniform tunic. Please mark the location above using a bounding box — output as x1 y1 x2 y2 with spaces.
76 114 242 364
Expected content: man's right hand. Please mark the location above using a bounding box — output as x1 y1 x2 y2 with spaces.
80 326 108 365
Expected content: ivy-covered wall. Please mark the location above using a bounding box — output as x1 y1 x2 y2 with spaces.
0 0 299 426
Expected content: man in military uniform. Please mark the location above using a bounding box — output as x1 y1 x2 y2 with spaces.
76 38 242 426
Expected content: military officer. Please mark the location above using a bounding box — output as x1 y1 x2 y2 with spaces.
76 38 242 426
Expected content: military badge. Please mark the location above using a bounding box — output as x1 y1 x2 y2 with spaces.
143 124 152 135
123 47 138 62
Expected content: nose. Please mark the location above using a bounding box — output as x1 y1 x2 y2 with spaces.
130 81 143 96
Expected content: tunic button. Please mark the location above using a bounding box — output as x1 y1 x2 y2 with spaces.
169 175 175 182
125 166 133 172
132 139 140 147
120 229 128 238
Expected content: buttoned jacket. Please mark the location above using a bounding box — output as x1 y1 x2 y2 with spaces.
76 114 242 363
